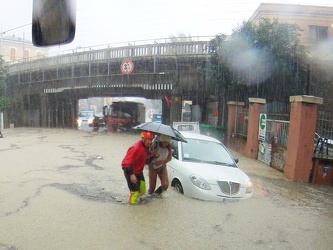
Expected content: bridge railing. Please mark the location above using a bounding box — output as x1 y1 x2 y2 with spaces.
9 40 214 73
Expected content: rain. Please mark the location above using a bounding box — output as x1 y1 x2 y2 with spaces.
0 1 333 249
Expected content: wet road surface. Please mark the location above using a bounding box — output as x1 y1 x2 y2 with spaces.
0 128 332 250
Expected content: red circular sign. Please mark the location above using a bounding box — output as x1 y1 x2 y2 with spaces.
120 59 134 74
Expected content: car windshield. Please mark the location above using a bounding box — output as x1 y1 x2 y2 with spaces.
111 111 131 118
181 138 235 166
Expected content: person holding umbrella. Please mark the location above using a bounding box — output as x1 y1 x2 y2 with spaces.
121 131 154 205
129 121 187 199
148 134 172 195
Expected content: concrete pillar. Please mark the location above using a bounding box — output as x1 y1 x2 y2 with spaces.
169 95 181 125
284 95 323 182
226 101 244 147
245 98 266 159
40 94 48 127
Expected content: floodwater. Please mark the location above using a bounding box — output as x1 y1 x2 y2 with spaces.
0 128 332 250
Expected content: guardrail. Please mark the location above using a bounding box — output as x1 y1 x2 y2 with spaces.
9 39 215 73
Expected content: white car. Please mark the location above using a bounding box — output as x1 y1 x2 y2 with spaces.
77 110 95 130
168 132 253 201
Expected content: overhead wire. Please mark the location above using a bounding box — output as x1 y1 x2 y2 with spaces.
1 0 332 48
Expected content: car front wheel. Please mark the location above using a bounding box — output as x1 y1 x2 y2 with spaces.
174 181 184 194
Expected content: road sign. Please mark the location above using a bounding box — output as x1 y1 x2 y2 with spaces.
120 59 134 74
258 113 266 141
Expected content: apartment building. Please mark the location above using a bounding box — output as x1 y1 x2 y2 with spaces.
0 34 49 63
249 4 333 50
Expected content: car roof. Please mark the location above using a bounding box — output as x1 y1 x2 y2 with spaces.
179 131 222 143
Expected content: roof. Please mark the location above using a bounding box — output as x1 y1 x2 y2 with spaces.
2 35 32 44
250 3 333 23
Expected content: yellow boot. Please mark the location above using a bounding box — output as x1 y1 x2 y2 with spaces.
129 191 139 204
138 180 146 197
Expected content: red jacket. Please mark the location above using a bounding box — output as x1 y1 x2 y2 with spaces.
121 141 149 175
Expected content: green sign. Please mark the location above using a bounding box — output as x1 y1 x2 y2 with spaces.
259 113 266 141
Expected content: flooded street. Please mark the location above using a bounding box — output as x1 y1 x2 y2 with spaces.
0 128 332 250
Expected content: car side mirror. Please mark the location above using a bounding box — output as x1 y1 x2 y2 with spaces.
234 158 239 163
32 0 77 46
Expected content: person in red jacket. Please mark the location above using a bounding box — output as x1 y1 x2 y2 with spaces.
121 131 154 204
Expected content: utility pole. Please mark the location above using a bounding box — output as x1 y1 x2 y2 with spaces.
0 25 3 57
23 32 25 60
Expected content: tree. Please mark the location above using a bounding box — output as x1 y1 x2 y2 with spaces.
208 18 308 105
168 32 193 43
202 19 309 126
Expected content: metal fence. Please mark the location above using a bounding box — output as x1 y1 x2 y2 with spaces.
266 119 290 147
315 109 333 158
234 108 248 139
316 110 333 140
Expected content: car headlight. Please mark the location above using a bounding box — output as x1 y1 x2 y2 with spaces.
189 174 211 190
77 120 82 125
88 118 94 124
246 180 253 193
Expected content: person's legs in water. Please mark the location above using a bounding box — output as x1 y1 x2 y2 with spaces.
148 165 158 194
124 172 146 204
155 164 169 194
135 173 146 201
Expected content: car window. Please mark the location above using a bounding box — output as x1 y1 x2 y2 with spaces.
171 140 179 159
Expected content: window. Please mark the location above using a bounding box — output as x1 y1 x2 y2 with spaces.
10 47 16 61
171 140 178 159
309 25 328 43
24 49 29 59
177 124 195 131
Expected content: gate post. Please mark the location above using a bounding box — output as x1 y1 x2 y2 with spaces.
226 101 244 148
284 95 323 182
245 98 266 159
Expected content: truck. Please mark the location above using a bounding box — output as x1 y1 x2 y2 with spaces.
152 113 162 123
103 101 145 132
173 122 200 134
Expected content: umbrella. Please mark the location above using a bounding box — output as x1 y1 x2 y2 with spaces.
133 122 187 143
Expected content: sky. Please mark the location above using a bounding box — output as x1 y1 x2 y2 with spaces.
1 0 332 54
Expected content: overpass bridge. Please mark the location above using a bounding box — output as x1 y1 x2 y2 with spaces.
7 39 215 128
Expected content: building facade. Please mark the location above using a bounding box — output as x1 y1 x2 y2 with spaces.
249 4 333 51
0 34 49 63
